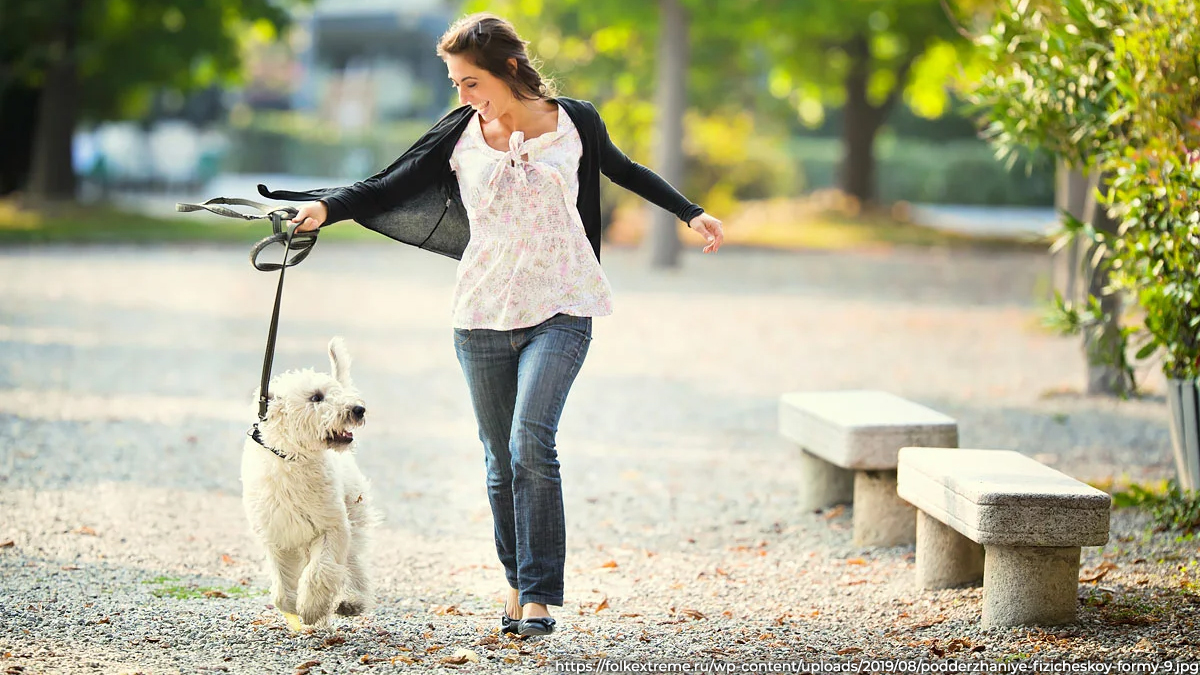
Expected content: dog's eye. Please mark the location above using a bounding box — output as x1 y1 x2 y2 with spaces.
309 391 324 403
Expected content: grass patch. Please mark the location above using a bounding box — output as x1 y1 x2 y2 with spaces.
142 575 264 600
3 198 1046 252
0 200 382 246
724 212 1047 252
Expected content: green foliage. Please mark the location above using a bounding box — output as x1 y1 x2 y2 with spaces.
468 0 973 210
970 0 1200 382
0 0 298 121
963 0 1126 172
1102 0 1200 379
791 137 1055 205
757 0 968 126
1110 480 1200 533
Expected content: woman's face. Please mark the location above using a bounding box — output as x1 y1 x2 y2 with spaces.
445 53 513 122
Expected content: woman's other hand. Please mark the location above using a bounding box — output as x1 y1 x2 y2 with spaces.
688 213 724 253
290 201 328 233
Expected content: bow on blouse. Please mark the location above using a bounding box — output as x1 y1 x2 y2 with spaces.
476 130 574 215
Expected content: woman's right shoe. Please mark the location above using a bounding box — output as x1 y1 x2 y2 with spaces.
517 616 556 636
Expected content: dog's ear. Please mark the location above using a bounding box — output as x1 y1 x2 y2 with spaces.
328 336 352 386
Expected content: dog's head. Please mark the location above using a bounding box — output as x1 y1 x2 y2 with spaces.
257 336 366 456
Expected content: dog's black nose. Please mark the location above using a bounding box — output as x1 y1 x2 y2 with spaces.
352 405 366 420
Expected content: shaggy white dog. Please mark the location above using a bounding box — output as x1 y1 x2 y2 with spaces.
240 336 380 629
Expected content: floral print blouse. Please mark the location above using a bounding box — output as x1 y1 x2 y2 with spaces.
448 103 614 330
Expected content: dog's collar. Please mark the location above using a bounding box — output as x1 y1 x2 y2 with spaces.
248 423 292 461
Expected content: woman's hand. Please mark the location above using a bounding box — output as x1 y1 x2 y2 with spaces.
688 213 724 253
290 201 328 233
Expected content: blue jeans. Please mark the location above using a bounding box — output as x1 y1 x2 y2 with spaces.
453 312 592 607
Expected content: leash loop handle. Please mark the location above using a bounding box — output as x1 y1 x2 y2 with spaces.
174 196 320 422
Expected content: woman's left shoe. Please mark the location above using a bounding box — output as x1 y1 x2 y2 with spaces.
501 611 520 634
517 616 556 636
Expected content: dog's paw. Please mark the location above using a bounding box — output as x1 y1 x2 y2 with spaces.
335 599 366 617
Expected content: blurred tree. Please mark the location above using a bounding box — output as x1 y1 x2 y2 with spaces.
0 0 296 202
755 0 969 208
464 0 972 266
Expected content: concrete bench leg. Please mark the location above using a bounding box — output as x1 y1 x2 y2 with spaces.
853 470 916 547
798 449 853 510
915 510 983 589
982 545 1080 627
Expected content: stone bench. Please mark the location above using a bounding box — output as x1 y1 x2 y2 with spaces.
778 390 958 546
897 447 1111 627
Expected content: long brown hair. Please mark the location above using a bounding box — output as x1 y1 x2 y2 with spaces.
437 13 556 101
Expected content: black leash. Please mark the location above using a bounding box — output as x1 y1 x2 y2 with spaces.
175 197 320 457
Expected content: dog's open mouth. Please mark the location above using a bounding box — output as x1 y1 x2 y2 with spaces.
326 430 355 445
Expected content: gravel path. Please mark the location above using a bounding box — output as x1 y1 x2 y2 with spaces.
1 241 1196 673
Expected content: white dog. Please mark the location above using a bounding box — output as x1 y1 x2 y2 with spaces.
240 336 380 629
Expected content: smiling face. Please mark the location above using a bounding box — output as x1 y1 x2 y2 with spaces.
445 53 516 122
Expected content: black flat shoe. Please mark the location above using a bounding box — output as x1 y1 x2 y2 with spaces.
501 611 520 634
517 616 556 636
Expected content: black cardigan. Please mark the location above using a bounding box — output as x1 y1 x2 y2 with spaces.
257 97 704 261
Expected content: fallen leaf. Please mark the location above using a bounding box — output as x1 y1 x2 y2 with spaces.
1080 561 1119 583
203 590 228 599
681 608 706 620
846 558 867 566
391 655 416 665
914 616 947 629
440 648 479 665
595 597 609 613
296 660 321 670
600 560 619 569
837 647 862 655
61 565 80 571
356 494 363 503
221 555 235 565
426 644 446 653
432 605 463 616
322 635 345 648
0 540 14 548
74 526 97 536
822 505 846 519
620 612 641 618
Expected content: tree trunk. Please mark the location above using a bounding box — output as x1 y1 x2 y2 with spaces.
648 0 688 269
1084 177 1130 396
840 33 882 208
0 84 40 196
1055 162 1131 396
27 1 82 203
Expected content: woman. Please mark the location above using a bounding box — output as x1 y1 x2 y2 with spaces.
270 13 723 637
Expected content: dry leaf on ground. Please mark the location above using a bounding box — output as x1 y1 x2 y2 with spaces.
440 648 479 665
1080 561 1119 583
